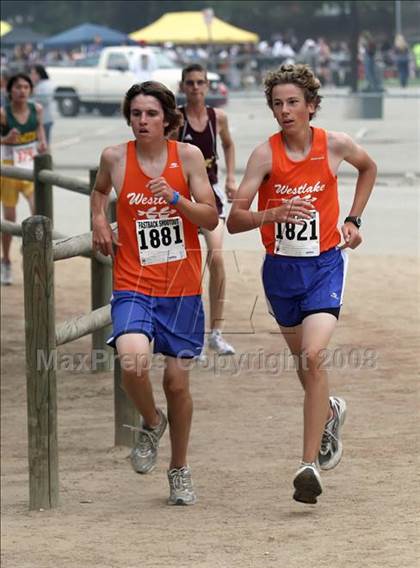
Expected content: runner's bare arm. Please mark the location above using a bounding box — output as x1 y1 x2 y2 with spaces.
227 143 315 234
216 109 237 199
329 131 377 216
149 144 218 230
329 131 377 249
91 148 120 256
0 107 19 144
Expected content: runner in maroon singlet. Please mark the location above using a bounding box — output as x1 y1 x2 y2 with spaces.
175 64 237 356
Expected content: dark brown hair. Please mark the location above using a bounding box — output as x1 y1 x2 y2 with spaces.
30 64 49 80
122 81 182 135
264 64 322 119
181 63 208 82
6 73 33 96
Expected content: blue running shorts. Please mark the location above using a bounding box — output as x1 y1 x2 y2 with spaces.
107 291 204 358
262 248 348 328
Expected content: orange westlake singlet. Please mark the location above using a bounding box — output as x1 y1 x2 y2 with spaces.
114 140 202 296
258 127 340 257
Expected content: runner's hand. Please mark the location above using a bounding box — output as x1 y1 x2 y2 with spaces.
3 128 19 145
340 222 362 250
267 197 316 224
225 180 237 202
92 215 121 257
38 141 48 154
148 177 176 204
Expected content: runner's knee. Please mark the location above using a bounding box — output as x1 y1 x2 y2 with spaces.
163 372 190 396
300 348 325 375
119 351 150 379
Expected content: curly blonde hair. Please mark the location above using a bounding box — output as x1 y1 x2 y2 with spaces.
264 64 322 120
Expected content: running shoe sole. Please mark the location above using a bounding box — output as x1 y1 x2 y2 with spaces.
167 496 197 506
293 468 323 504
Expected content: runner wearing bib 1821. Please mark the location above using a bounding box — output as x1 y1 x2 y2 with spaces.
227 64 377 506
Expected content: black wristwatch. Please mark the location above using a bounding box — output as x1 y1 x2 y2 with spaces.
344 216 362 229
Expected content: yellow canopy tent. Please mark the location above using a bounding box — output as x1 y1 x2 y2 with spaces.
130 11 259 44
1 21 12 37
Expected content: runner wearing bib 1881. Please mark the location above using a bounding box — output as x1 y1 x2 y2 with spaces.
227 64 377 505
92 81 218 506
0 73 47 286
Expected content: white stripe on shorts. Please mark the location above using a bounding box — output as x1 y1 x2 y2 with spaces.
340 249 349 304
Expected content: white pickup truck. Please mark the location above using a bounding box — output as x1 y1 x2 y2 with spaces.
47 46 227 117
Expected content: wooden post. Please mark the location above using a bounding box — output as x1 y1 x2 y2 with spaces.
22 216 59 510
114 357 138 447
90 168 113 372
34 154 54 223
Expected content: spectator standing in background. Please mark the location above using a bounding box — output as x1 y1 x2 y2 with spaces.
361 33 383 92
316 38 331 85
330 42 350 87
412 42 420 78
298 39 319 73
393 35 410 88
29 64 54 147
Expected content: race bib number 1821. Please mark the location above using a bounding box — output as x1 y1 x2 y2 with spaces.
136 217 186 266
275 211 320 257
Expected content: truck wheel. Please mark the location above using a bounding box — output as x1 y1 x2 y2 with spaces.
58 93 80 117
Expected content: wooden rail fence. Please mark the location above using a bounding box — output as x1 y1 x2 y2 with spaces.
0 156 137 510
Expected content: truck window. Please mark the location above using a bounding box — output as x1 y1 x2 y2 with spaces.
106 53 129 71
75 54 100 67
153 51 177 69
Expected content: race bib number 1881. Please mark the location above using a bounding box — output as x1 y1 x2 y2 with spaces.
136 217 186 266
275 211 320 257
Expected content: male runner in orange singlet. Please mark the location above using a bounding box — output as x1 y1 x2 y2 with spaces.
92 81 218 505
228 64 377 504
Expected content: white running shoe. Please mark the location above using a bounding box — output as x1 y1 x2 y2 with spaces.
130 408 167 474
0 260 12 286
318 396 347 471
207 330 235 355
167 466 197 505
293 462 323 504
196 351 208 364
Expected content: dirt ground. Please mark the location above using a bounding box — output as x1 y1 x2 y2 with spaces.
1 245 419 568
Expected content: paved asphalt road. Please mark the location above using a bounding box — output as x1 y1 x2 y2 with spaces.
14 89 420 256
